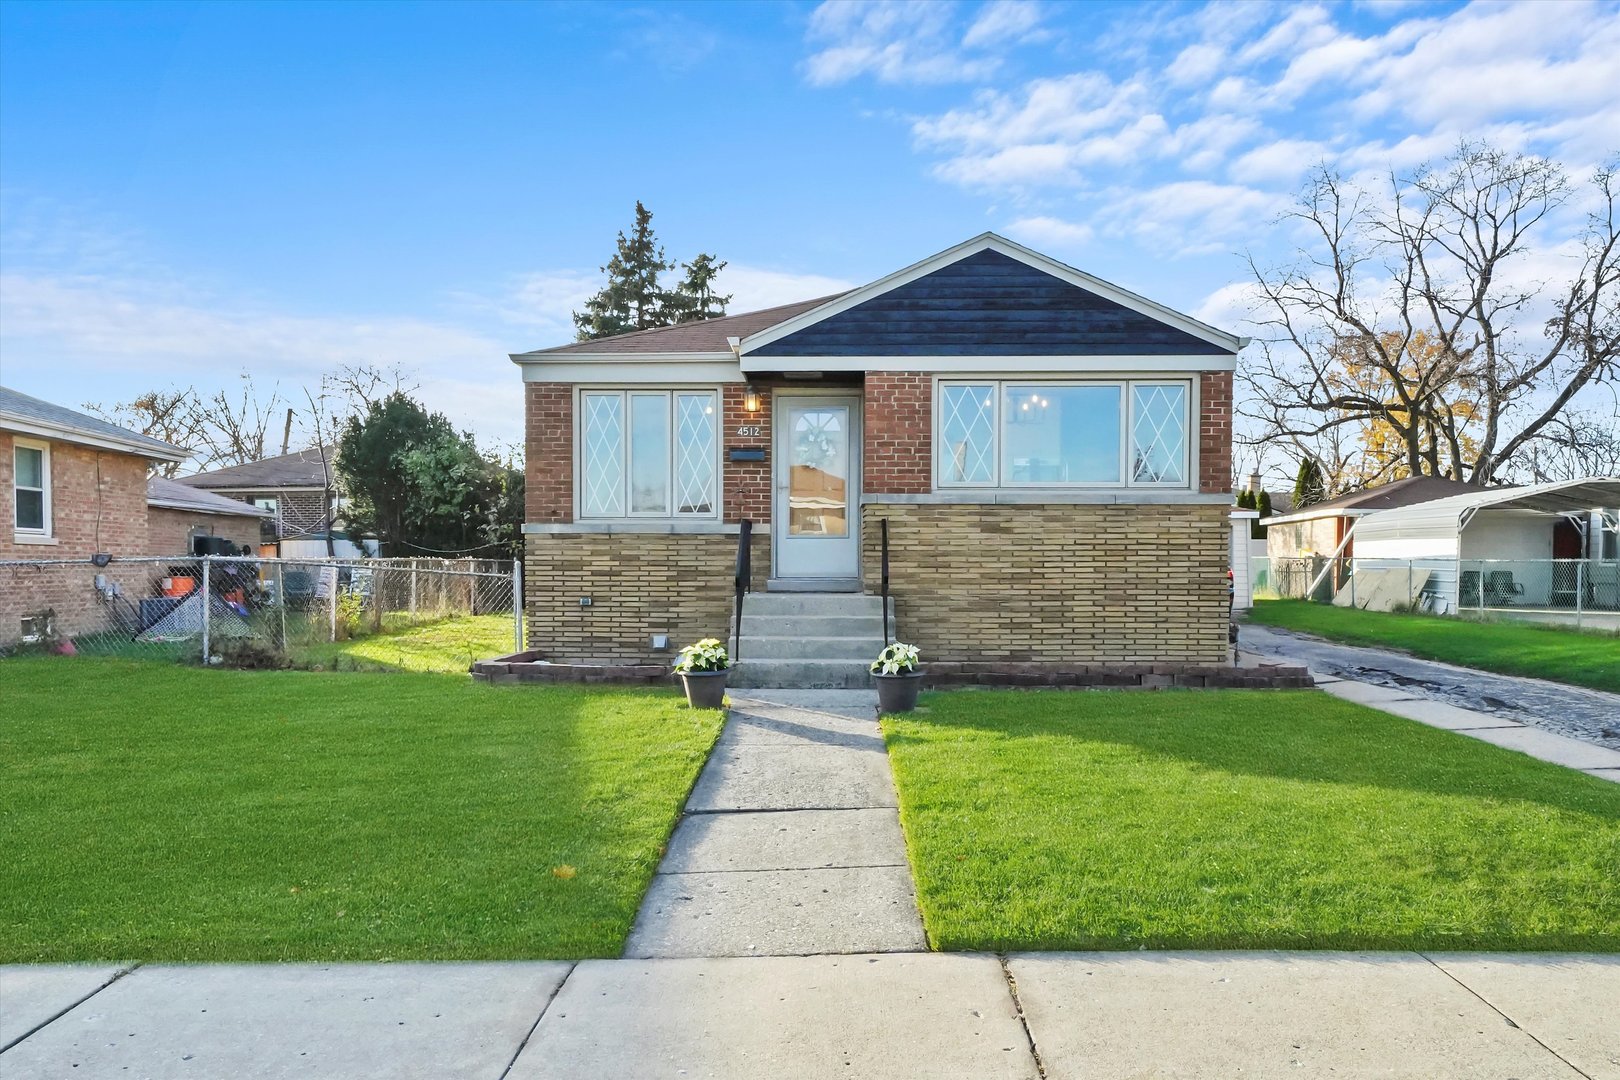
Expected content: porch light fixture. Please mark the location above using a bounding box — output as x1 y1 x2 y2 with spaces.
743 388 761 413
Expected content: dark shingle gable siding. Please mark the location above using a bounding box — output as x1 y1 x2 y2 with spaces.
747 250 1229 357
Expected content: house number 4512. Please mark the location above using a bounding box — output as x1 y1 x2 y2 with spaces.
735 425 763 437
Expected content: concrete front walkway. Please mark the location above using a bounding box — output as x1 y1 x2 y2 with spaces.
6 953 1615 1078
623 689 928 958
1241 624 1620 783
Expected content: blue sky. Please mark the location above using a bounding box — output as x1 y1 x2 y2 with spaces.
2 0 1616 465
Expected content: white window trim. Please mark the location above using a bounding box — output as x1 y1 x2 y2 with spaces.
934 377 1195 493
13 437 52 538
574 387 722 522
1128 381 1192 488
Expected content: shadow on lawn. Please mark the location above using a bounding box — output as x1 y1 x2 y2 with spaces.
886 690 1620 820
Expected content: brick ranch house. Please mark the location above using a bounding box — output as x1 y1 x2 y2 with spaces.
513 234 1245 680
1 386 266 645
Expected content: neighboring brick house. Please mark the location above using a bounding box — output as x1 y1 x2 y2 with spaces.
512 233 1247 673
146 476 271 555
1 386 188 643
174 447 337 544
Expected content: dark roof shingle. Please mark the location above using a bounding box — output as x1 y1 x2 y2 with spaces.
176 447 334 490
513 295 847 358
0 385 188 460
147 477 272 517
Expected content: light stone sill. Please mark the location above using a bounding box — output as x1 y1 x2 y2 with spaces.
11 533 60 545
861 491 1232 506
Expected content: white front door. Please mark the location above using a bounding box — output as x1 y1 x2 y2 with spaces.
774 394 861 580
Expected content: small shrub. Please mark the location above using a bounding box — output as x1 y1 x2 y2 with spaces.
673 638 730 673
216 638 292 670
334 591 367 640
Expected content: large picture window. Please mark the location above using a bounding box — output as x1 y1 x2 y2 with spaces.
937 379 1190 489
580 390 718 518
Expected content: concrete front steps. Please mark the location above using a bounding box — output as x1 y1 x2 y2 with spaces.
729 592 894 689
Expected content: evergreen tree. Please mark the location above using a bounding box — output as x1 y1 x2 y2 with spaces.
1293 458 1327 508
1236 489 1255 511
1257 490 1273 518
664 254 732 324
573 201 673 341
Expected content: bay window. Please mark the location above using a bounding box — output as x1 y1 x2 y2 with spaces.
937 379 1190 489
580 390 718 518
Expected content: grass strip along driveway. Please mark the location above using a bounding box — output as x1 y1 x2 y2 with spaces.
0 658 722 963
883 690 1620 953
1249 600 1620 694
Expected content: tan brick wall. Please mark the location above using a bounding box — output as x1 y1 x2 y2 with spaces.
524 531 769 664
861 501 1230 663
1199 370 1233 494
525 383 573 523
146 507 262 556
862 372 931 495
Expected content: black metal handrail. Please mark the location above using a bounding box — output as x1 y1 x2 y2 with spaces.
732 519 753 662
880 518 891 648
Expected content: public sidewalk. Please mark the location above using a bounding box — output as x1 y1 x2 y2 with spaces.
5 953 1615 1078
1240 623 1620 783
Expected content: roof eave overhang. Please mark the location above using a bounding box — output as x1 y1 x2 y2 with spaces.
738 353 1235 374
1 414 189 463
735 232 1248 357
147 498 272 517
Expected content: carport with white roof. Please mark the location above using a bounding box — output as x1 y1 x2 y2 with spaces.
1350 477 1620 619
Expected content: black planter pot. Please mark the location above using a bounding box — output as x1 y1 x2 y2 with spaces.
873 671 923 713
679 669 729 709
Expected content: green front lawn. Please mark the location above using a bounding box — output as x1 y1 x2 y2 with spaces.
0 658 721 962
1248 600 1620 693
293 613 518 673
884 690 1620 952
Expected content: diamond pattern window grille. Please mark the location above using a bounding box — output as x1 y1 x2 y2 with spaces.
939 384 995 484
674 393 716 514
1131 384 1186 485
581 393 624 517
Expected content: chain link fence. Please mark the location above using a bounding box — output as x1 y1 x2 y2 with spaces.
1 555 522 664
1253 555 1620 629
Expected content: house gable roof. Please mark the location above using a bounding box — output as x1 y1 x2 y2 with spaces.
175 447 334 490
739 233 1246 360
0 385 188 462
147 476 273 517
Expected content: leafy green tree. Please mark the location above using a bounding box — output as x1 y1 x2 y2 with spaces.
336 392 521 555
1293 458 1327 508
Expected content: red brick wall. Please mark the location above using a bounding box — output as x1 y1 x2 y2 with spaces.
525 383 573 523
1 432 157 645
0 433 151 561
146 507 263 555
1199 370 1233 494
722 383 772 524
862 372 931 495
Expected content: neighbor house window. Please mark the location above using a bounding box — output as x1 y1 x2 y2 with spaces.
13 439 51 534
579 390 718 518
936 380 1190 488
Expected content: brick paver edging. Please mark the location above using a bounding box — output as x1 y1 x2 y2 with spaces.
471 652 670 684
923 662 1313 689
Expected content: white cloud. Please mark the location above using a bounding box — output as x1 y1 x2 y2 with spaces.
961 0 1048 49
1005 215 1093 249
804 1 1001 86
1229 139 1332 184
715 264 856 310
1095 181 1285 256
0 272 521 445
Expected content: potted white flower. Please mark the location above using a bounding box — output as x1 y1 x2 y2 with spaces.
673 637 730 708
870 641 922 712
